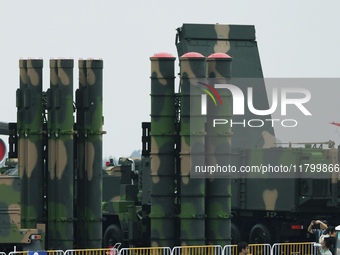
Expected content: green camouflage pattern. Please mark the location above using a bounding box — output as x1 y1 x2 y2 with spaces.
205 53 232 245
176 23 276 149
101 160 146 247
227 143 340 243
47 59 74 249
47 59 58 248
13 58 54 250
18 59 44 229
76 59 104 248
2 24 340 249
0 176 43 246
3 57 107 250
0 167 44 251
179 52 206 245
149 53 176 247
231 146 336 211
17 59 28 232
75 59 87 248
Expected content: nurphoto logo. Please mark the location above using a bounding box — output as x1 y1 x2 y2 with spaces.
200 83 312 128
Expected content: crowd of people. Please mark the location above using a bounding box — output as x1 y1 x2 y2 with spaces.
236 220 337 255
307 219 337 255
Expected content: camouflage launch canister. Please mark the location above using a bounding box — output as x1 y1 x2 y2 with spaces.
76 59 104 248
20 59 44 229
205 53 233 245
76 59 86 248
149 53 176 247
17 59 28 228
47 59 58 248
47 59 74 249
179 52 206 245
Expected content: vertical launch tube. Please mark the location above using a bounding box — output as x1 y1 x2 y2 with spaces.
76 59 103 248
17 60 28 228
149 53 176 247
179 52 206 245
55 59 74 249
205 53 233 245
47 59 58 248
47 59 75 249
23 59 44 229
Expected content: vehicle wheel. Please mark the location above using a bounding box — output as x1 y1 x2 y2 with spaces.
103 224 123 247
231 223 242 244
249 224 272 244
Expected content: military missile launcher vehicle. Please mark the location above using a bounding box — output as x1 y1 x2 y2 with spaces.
101 24 340 246
173 23 340 244
0 23 339 252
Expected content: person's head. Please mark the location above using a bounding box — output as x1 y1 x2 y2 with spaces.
322 237 331 250
328 226 337 236
238 241 248 255
323 228 330 235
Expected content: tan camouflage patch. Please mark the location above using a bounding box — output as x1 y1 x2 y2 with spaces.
19 62 28 84
8 204 21 227
112 196 120 202
56 139 67 180
151 61 167 85
27 60 42 86
213 24 230 53
0 176 15 185
27 140 38 178
180 59 204 79
214 24 230 39
151 156 160 183
86 141 95 180
78 60 87 87
180 155 190 184
87 69 96 86
151 136 160 154
58 67 71 85
180 136 190 154
262 130 276 148
263 189 278 211
213 41 231 54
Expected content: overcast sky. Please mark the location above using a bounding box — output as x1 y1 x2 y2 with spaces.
1 0 340 159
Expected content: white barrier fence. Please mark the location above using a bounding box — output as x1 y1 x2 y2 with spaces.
5 243 321 255
223 244 272 255
8 250 64 255
172 245 222 255
271 243 317 255
119 247 171 255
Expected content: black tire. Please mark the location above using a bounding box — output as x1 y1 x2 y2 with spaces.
103 224 123 247
249 224 272 244
231 223 242 244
